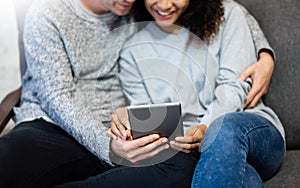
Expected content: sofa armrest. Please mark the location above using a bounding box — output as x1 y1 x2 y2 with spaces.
0 87 22 133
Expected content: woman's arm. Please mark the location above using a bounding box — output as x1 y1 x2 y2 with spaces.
118 48 153 105
107 43 169 163
200 3 257 127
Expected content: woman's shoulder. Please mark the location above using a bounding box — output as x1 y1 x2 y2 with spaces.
222 0 247 19
122 23 156 49
210 0 251 48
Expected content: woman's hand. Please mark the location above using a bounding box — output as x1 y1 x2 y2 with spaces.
170 124 207 153
110 133 169 164
238 51 274 108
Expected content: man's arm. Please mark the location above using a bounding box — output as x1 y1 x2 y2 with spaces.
241 5 275 58
239 4 275 108
24 1 112 164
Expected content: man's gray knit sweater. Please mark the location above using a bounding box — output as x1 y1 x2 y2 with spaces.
14 0 273 165
14 0 131 164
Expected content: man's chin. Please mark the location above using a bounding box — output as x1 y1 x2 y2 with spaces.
113 10 130 16
113 4 132 16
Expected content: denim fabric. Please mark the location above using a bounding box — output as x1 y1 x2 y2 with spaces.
192 112 285 188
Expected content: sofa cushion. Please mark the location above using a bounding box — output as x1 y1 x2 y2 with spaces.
264 150 300 187
235 0 300 149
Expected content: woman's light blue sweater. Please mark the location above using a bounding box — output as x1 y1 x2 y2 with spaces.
119 0 284 140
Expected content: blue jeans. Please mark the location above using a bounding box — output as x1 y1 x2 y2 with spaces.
192 112 285 188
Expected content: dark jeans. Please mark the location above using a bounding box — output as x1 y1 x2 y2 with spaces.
57 150 198 188
0 119 198 188
0 119 111 188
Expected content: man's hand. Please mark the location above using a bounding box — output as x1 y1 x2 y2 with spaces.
170 124 207 153
108 107 131 140
108 107 169 164
110 134 169 164
239 52 274 108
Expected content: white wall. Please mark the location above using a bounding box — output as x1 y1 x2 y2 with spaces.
0 0 20 101
0 0 20 134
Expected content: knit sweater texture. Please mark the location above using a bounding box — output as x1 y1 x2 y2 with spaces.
14 0 132 164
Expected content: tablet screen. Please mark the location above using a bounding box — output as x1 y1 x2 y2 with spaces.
127 102 183 140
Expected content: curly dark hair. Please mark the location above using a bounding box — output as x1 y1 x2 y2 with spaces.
131 0 224 40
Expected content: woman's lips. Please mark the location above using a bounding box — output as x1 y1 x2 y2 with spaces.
155 10 174 19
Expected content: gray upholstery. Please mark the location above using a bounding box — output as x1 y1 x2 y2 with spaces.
264 150 300 187
235 0 300 187
12 0 300 186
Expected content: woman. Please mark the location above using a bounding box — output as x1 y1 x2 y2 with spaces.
111 0 285 187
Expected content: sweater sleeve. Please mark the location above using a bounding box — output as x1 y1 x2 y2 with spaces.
23 3 113 165
200 4 257 127
118 45 153 105
239 4 275 59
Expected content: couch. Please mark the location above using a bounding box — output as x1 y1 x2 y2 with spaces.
0 0 299 187
235 0 300 187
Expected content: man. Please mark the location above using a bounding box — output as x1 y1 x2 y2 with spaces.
0 0 274 187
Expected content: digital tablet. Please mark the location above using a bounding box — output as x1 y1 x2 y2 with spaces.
127 102 183 140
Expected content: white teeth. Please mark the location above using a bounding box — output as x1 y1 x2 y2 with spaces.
157 10 171 16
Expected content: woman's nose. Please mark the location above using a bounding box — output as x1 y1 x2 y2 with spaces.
156 0 172 10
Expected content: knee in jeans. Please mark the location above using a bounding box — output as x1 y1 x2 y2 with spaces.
203 114 243 148
211 113 241 134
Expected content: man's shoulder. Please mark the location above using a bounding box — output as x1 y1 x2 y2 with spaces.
27 0 69 19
